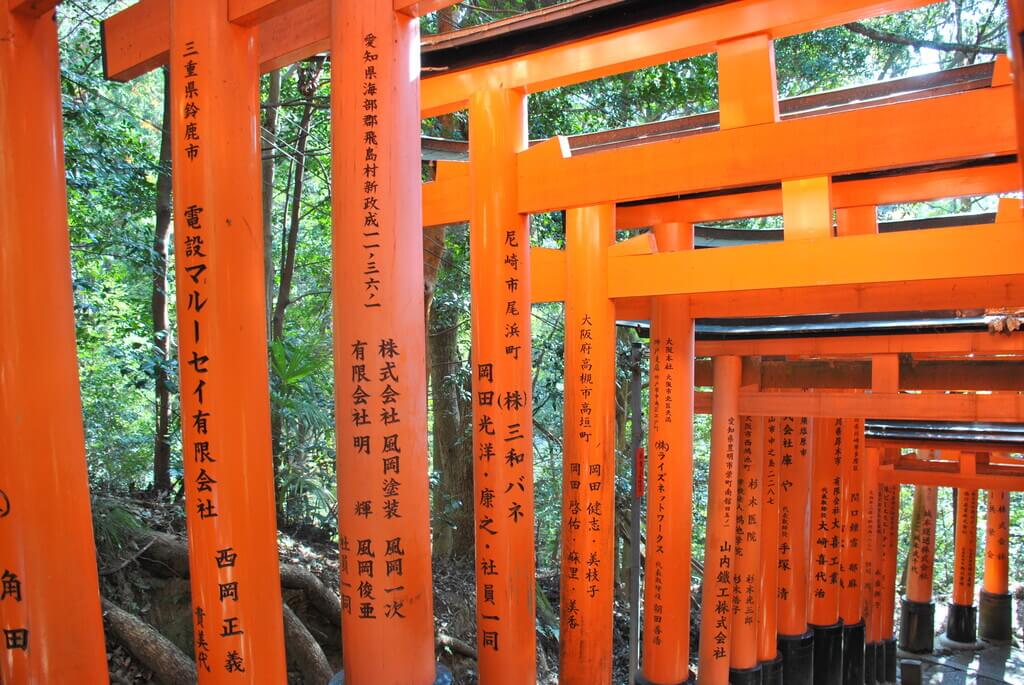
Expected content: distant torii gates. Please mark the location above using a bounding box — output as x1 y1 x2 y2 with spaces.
3 0 1024 684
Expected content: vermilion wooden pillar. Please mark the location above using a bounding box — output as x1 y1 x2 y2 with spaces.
0 4 109 682
872 356 899 684
168 1 287 679
946 488 979 646
979 488 1012 643
469 87 537 684
560 205 616 685
759 417 784 685
640 222 695 685
776 416 814 685
808 418 843 685
860 446 880 685
696 356 741 685
729 416 765 685
898 484 938 654
331 2 444 683
838 418 865 685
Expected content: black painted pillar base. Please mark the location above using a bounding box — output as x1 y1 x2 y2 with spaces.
729 664 763 685
779 632 815 685
636 670 696 685
863 642 878 685
883 639 897 684
329 665 453 685
979 590 1014 644
760 655 783 685
945 602 977 645
898 599 935 654
842 620 865 685
811 622 844 685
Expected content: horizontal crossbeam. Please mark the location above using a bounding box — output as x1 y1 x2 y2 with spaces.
101 0 941 100
692 332 1024 358
693 390 1024 422
517 85 1015 213
693 359 1024 392
10 0 61 16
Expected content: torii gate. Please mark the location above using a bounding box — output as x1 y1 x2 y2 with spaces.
3 0 1024 684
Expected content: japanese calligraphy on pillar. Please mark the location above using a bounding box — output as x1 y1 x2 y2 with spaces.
908 487 936 588
811 420 843 606
0 489 28 655
710 412 738 660
360 34 383 309
955 489 979 599
986 491 1009 569
563 313 609 632
733 416 762 631
840 419 863 607
474 219 531 654
777 416 809 608
174 38 249 675
647 335 672 645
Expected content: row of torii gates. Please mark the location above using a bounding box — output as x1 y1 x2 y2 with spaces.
3 0 1024 683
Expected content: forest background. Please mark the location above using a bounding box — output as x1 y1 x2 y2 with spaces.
49 0 1022 682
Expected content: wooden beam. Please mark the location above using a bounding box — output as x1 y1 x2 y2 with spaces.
518 85 1015 213
867 437 1024 454
531 221 1024 306
420 0 941 116
394 0 460 17
606 222 1024 300
695 359 1024 392
422 160 469 227
614 162 1020 229
9 0 60 16
692 390 1024 422
100 0 168 83
101 0 940 95
693 332 1024 359
228 0 311 26
878 464 1024 491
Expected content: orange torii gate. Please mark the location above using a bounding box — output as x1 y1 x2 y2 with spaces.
2 0 1024 684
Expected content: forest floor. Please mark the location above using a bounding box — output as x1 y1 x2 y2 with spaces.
94 493 639 684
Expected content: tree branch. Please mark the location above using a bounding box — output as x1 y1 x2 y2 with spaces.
844 21 1005 56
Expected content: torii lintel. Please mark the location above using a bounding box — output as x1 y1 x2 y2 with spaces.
100 0 460 82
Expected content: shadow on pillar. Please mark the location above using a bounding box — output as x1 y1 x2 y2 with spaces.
779 632 814 685
760 655 783 685
811 622 843 685
979 590 1014 644
943 603 978 647
842 620 864 685
728 664 762 685
898 599 935 653
636 670 696 685
329 665 453 685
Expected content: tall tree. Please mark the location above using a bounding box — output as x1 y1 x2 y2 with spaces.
151 67 173 493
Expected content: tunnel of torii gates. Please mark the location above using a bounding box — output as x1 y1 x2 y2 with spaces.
6 0 1024 684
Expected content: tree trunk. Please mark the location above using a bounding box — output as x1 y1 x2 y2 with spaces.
429 315 474 558
103 598 197 685
283 603 334 684
262 69 281 336
271 69 318 343
152 67 173 493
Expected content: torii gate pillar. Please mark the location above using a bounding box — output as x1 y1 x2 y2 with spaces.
0 4 109 681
